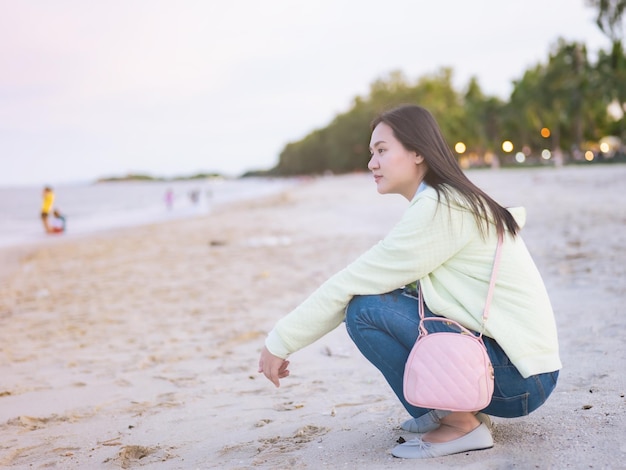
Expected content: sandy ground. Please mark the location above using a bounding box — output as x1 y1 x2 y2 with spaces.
0 165 625 469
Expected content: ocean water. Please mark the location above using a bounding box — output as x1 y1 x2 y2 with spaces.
0 177 296 248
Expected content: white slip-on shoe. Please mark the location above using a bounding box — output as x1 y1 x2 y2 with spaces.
401 412 493 433
391 422 494 459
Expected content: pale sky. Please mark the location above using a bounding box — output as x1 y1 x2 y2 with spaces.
0 0 612 186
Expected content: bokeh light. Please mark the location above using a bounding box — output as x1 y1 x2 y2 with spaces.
502 141 514 152
541 149 551 160
540 127 551 138
455 142 466 153
585 151 595 161
515 152 526 163
599 142 610 153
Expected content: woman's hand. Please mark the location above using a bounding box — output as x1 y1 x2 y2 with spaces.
258 346 290 387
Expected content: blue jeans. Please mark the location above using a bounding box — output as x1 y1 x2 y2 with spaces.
345 289 559 419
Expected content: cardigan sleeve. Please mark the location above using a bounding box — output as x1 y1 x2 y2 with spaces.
265 190 476 358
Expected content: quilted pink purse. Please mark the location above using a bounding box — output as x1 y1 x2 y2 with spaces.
403 236 502 412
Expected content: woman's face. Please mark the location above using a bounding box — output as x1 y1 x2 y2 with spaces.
368 122 425 200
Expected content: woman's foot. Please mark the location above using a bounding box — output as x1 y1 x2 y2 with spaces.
401 411 492 433
400 409 450 433
422 412 480 443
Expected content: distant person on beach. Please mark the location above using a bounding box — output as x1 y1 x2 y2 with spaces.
40 186 56 233
50 209 66 233
258 105 561 459
189 189 200 205
164 189 174 210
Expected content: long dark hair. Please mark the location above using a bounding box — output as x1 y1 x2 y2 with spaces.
371 104 519 238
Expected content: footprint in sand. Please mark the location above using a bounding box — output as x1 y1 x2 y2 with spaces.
254 425 330 464
219 424 330 464
273 401 304 412
104 445 176 469
117 445 155 469
8 414 74 431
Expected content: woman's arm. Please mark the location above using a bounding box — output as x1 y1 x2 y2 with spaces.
264 190 476 360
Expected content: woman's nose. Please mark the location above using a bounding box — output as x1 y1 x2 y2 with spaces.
367 155 378 170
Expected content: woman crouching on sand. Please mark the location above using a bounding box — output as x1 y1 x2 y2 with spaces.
258 104 561 459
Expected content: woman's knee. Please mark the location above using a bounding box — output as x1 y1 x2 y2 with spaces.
345 294 389 334
345 295 367 328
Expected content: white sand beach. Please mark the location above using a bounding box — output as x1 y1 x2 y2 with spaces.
1 165 625 469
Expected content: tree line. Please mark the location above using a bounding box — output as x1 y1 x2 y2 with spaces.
259 2 625 176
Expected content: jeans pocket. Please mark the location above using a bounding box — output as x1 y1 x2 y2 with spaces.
485 392 529 417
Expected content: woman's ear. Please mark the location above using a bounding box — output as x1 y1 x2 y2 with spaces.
415 153 425 165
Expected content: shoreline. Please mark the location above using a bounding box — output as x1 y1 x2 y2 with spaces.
1 166 625 468
0 176 304 284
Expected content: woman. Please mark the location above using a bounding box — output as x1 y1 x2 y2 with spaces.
258 105 561 459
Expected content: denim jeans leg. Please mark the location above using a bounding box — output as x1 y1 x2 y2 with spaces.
345 290 431 418
345 290 560 420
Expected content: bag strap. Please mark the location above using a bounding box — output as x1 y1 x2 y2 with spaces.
482 233 503 324
419 233 504 337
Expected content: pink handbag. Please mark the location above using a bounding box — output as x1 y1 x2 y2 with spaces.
403 235 502 412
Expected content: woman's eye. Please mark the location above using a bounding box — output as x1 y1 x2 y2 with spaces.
378 148 385 154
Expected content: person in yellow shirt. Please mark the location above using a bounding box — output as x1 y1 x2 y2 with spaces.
41 186 55 233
